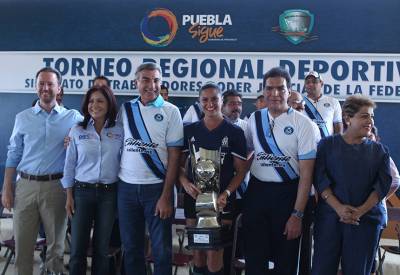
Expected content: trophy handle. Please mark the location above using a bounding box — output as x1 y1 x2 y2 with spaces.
188 139 198 182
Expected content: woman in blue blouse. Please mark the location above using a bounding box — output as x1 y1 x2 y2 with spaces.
62 86 123 275
312 95 392 275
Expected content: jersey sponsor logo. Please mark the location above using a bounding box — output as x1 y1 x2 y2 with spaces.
154 113 164 121
284 126 294 135
221 136 229 147
125 138 158 154
324 103 331 107
256 152 291 167
312 118 327 128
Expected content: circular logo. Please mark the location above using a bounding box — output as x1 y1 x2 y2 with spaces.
154 113 164 121
284 126 294 135
140 8 178 47
324 103 331 107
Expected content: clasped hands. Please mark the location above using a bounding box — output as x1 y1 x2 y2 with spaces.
336 204 365 225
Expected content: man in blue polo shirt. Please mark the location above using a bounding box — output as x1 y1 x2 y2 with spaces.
2 67 82 275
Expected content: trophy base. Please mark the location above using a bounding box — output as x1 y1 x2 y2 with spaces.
186 225 231 250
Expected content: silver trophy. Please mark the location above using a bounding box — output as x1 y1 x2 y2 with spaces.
187 140 229 249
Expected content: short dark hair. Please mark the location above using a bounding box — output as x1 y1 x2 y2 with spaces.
79 86 118 129
342 95 376 118
135 62 162 79
160 84 168 92
222 89 242 105
93 75 111 87
199 82 221 97
256 95 265 101
263 67 291 89
35 67 62 85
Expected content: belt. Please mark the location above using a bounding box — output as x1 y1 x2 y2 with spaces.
75 181 117 191
20 172 63 181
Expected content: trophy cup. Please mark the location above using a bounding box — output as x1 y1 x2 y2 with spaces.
186 141 230 249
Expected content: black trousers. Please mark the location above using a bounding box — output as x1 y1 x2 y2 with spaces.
243 176 300 275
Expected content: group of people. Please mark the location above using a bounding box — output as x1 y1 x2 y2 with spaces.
1 62 399 275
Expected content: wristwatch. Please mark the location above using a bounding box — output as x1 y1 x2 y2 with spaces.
291 209 304 219
224 189 231 197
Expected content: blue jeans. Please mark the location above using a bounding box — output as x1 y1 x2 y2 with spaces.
118 180 172 275
69 186 117 275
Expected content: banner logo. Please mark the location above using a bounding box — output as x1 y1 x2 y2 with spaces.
272 9 317 45
140 8 178 47
182 14 236 43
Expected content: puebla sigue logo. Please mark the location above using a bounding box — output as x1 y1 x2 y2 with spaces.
140 8 178 47
272 9 318 45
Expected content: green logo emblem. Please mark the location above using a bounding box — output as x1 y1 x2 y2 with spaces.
277 9 315 45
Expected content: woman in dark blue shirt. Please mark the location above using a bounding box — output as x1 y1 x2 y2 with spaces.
312 95 392 275
179 83 247 275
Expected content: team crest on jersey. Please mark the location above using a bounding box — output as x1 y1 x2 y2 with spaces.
284 126 294 135
154 113 164 121
324 103 331 107
221 136 229 147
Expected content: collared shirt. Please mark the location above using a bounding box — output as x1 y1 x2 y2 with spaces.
304 95 342 137
61 121 123 188
119 95 184 184
231 118 250 199
182 102 203 125
246 108 319 182
6 102 82 175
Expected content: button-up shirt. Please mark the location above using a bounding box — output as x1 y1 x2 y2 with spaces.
6 102 82 175
62 120 123 188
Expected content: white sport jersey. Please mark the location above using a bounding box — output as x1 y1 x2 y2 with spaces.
233 118 249 199
182 103 202 124
119 96 183 184
304 95 342 138
246 108 318 183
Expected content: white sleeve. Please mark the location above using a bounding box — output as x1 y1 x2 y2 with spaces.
297 117 318 160
166 107 184 147
333 99 343 124
182 105 197 124
245 114 255 153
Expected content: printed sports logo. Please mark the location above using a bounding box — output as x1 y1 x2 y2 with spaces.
182 14 236 43
272 9 318 45
140 8 178 47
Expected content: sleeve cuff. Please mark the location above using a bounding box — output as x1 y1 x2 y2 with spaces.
299 150 317 160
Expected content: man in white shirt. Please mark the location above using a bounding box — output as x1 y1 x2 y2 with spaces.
117 62 183 275
244 67 317 275
303 71 343 138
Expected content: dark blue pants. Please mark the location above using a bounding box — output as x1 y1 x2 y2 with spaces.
69 186 117 275
118 181 172 275
312 203 381 275
243 177 300 275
